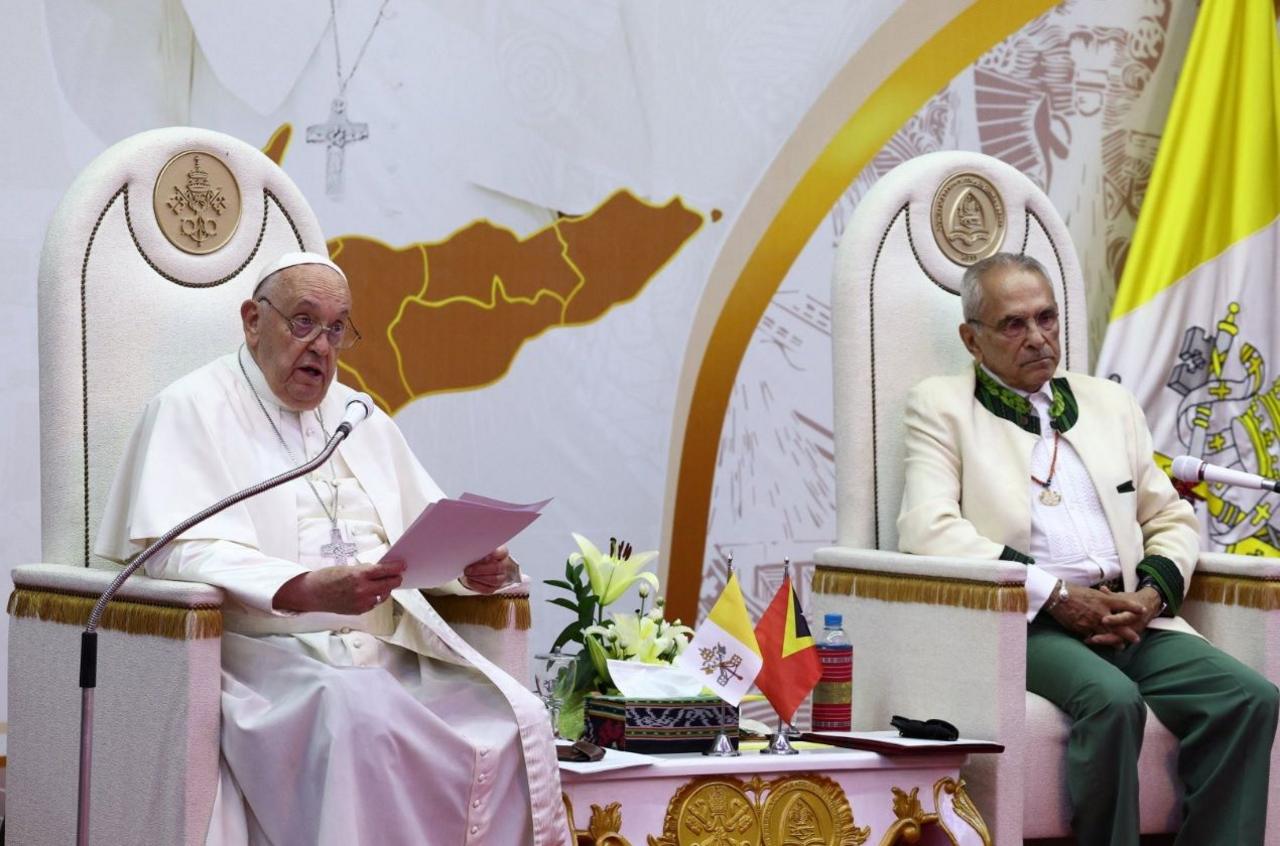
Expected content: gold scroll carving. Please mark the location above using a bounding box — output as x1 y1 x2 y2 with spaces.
646 773 869 846
876 778 992 846
564 792 634 846
564 773 989 846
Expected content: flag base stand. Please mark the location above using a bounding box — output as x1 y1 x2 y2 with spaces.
760 722 800 755
702 729 740 757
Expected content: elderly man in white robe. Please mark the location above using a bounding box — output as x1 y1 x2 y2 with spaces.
94 252 568 846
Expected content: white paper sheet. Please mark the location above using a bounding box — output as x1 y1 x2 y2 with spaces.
557 747 656 775
381 493 550 588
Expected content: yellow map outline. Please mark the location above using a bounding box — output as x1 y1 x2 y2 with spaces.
265 123 704 411
328 194 703 407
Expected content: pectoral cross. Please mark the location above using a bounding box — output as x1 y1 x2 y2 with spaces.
321 525 358 566
306 97 369 198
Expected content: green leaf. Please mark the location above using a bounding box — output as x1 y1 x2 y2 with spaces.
558 687 587 741
577 597 597 630
570 652 598 692
551 622 583 652
548 597 580 614
544 579 575 592
584 633 613 689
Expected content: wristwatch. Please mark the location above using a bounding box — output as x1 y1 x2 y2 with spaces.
1137 576 1169 617
1044 579 1069 613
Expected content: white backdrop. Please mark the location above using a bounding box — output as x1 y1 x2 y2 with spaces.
0 0 1197 734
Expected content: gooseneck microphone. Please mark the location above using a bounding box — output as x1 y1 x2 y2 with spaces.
76 392 374 846
1171 455 1280 494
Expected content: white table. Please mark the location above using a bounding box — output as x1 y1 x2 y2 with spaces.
559 743 993 845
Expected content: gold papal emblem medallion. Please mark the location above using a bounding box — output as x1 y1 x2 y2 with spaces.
152 150 241 254
931 172 1006 266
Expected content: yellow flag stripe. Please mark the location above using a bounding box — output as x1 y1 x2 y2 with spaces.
781 586 815 659
1111 0 1280 319
708 573 762 657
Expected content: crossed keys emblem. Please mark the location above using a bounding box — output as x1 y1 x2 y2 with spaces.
697 643 744 687
684 785 753 844
164 155 228 247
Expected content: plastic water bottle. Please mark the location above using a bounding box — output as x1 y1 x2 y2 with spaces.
813 612 852 731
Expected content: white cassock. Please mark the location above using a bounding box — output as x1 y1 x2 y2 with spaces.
95 349 568 846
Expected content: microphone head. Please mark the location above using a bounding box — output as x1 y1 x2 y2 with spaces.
348 392 373 418
1171 455 1202 482
338 393 374 433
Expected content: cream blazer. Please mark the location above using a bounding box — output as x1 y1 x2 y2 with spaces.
897 367 1200 635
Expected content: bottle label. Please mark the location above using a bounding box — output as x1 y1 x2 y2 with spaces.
813 645 852 730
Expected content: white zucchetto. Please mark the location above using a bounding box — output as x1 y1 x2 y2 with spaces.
253 251 347 294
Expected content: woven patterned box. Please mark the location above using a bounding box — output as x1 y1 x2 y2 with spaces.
582 694 738 754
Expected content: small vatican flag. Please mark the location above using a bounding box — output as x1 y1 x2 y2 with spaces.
676 570 763 706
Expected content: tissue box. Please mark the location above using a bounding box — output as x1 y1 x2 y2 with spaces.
582 694 738 754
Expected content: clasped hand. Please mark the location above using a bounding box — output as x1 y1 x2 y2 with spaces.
273 546 521 613
1048 585 1164 649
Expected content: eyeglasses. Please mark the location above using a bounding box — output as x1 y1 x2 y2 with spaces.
258 298 361 350
968 307 1059 341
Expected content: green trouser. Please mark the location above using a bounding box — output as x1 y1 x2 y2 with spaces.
1026 618 1279 845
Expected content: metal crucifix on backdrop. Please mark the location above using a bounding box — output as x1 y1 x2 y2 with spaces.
307 0 390 198
307 97 369 199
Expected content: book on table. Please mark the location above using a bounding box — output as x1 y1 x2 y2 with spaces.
798 730 1004 755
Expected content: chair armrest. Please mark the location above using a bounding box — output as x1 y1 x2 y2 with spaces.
12 562 224 607
423 587 532 686
1182 552 1280 682
815 546 1028 584
811 548 1028 730
10 563 222 642
812 546 1028 843
8 564 223 845
1196 552 1280 580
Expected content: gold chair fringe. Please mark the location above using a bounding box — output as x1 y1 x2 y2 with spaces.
424 593 532 631
1186 573 1280 612
7 589 223 640
812 565 1027 614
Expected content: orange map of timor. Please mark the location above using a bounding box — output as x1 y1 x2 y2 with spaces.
263 126 704 414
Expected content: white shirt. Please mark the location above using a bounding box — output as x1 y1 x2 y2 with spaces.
983 368 1123 620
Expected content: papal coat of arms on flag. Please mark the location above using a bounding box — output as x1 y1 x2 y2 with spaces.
1096 0 1280 556
676 570 762 707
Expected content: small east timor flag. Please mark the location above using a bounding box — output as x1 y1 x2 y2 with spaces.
753 573 823 723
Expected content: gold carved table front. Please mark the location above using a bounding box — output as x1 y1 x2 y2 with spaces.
560 747 991 846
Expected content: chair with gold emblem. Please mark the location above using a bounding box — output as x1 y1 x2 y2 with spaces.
6 127 532 845
810 150 1280 843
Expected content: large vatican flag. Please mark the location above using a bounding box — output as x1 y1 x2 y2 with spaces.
1095 0 1280 555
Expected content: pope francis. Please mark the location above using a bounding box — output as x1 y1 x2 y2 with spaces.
94 252 568 846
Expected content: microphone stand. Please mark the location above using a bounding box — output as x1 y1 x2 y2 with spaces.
75 417 360 846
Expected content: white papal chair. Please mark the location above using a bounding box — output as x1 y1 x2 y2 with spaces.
809 151 1280 843
6 127 532 845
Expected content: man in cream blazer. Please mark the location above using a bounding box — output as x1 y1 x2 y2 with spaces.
897 252 1277 845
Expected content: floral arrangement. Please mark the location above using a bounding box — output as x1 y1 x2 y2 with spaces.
545 533 693 735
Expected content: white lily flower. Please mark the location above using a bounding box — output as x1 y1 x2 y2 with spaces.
570 532 659 608
609 611 670 664
583 624 615 642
